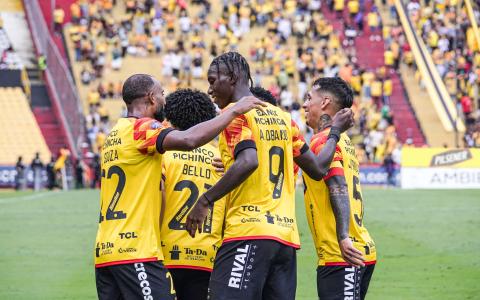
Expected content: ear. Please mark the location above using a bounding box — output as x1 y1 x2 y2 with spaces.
147 91 156 105
321 95 331 110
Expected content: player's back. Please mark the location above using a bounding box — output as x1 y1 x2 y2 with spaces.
95 117 168 267
303 130 376 266
219 103 307 248
161 142 225 271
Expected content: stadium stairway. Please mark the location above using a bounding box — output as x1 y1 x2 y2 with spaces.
322 1 426 146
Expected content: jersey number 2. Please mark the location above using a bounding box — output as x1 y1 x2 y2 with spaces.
168 180 214 233
99 166 127 223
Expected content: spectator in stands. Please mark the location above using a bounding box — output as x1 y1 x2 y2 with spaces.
46 157 56 190
31 153 44 192
53 6 65 34
37 53 47 80
15 156 25 191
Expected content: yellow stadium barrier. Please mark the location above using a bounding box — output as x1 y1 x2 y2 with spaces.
394 0 465 133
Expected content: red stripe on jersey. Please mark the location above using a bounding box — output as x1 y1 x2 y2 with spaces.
324 167 345 181
134 130 146 141
165 265 213 272
223 236 301 249
324 260 377 266
95 257 158 268
223 114 251 155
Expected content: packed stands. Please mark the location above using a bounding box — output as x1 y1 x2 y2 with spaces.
0 87 50 165
402 0 480 147
60 0 415 163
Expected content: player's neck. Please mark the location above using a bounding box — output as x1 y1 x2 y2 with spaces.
126 106 149 119
231 86 253 102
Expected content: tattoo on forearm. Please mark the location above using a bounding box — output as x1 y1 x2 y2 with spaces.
327 181 350 241
318 114 332 131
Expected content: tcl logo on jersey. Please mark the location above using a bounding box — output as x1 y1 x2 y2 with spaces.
134 263 153 300
119 232 138 239
241 205 260 212
228 245 250 289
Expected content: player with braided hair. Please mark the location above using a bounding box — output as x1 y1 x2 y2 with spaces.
186 52 356 300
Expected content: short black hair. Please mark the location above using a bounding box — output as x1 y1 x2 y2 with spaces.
250 86 277 106
210 52 253 87
165 89 217 130
312 77 354 109
122 74 155 105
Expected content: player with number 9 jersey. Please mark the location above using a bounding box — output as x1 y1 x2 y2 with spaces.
218 103 307 247
303 130 377 267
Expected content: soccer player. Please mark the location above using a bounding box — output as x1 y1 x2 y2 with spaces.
160 89 225 300
94 74 265 300
302 77 377 300
185 52 353 300
250 86 278 106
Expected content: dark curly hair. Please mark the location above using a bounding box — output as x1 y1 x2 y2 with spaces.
165 89 217 130
312 77 354 109
250 86 277 106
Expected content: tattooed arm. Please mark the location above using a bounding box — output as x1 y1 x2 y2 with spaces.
326 175 365 267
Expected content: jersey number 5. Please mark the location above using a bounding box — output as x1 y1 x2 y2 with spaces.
352 175 364 227
99 166 127 223
168 180 214 233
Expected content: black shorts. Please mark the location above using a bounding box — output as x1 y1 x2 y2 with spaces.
95 260 176 300
168 268 210 300
209 239 297 300
317 264 375 300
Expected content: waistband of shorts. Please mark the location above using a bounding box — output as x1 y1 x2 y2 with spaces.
165 265 212 272
222 235 301 249
322 260 377 267
95 257 159 268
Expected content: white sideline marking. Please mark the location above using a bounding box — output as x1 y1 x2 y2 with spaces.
0 192 66 204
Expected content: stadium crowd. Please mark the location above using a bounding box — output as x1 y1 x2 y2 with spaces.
405 0 480 147
61 0 407 163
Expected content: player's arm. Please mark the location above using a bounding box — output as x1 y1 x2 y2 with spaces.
325 174 365 267
185 148 258 237
295 109 354 180
160 96 265 151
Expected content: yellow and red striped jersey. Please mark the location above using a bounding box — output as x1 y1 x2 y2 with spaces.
218 103 308 248
303 128 377 266
94 117 173 267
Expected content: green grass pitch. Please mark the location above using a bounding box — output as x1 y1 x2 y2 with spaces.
0 189 479 299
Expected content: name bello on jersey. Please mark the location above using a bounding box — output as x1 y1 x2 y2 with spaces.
171 147 215 179
102 129 122 164
253 108 288 141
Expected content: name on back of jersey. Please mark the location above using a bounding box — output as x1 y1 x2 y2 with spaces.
171 147 215 179
102 129 122 164
254 108 289 141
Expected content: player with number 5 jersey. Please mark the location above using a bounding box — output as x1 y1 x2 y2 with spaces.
93 74 265 300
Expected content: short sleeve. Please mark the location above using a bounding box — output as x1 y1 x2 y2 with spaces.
291 120 309 157
223 114 256 159
132 118 174 155
310 131 344 181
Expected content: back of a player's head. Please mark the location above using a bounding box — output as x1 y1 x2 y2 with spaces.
312 77 354 109
250 86 277 106
165 89 217 130
122 74 155 105
210 51 253 87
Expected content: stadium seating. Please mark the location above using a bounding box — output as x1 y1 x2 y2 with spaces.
0 87 50 165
